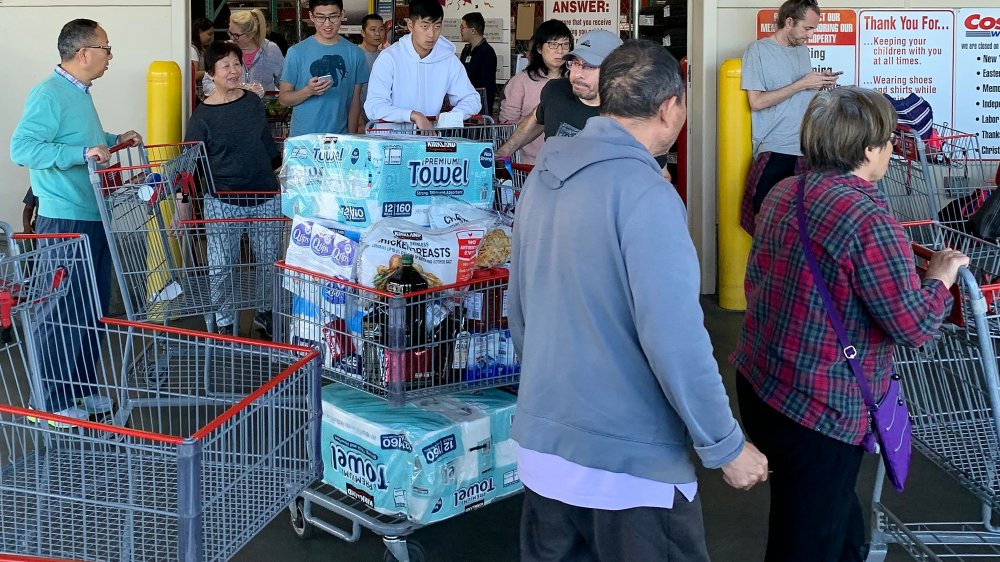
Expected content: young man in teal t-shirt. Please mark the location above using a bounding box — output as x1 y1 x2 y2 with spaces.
278 0 370 135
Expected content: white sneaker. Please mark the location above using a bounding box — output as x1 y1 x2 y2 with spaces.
27 406 89 429
77 394 114 414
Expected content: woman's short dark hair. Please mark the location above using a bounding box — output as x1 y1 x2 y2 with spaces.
192 17 214 48
599 40 684 120
204 41 244 77
800 87 897 173
777 0 820 29
525 19 573 81
57 19 100 61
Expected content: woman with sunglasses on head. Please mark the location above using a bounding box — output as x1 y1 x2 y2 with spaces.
498 19 572 165
203 8 284 97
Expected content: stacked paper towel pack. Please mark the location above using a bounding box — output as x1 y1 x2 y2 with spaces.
320 384 521 525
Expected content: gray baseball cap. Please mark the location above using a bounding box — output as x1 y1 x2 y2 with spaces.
565 30 624 67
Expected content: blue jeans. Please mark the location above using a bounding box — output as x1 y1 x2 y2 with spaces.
32 217 112 412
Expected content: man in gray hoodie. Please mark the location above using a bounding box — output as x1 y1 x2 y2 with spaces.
508 40 769 561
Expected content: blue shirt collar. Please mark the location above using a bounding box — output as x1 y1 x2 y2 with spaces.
55 65 90 94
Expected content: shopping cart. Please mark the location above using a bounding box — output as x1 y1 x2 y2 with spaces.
494 160 533 215
868 220 1000 561
0 221 322 562
90 141 291 332
365 115 514 152
273 263 518 405
264 91 292 153
878 125 995 227
274 264 520 560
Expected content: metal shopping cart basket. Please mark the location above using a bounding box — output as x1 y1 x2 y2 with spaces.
867 220 1000 561
878 125 996 227
365 115 514 152
0 221 322 561
494 161 533 216
272 262 520 561
90 141 291 332
264 91 292 153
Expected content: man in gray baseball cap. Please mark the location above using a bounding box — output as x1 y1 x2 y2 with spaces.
496 30 623 160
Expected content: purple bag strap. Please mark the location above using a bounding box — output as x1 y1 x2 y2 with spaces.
795 178 879 409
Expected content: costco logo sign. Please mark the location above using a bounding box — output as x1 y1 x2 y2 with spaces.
965 14 1000 37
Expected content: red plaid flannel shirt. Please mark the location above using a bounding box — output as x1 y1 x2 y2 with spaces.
730 171 952 445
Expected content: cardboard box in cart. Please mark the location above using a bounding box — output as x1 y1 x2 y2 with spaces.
320 384 521 525
281 133 496 228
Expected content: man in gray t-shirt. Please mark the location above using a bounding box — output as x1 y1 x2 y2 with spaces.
739 0 840 235
358 13 384 130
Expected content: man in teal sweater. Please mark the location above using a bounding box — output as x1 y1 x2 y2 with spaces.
10 19 141 425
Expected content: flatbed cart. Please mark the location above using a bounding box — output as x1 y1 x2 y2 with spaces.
867 220 1000 561
273 262 521 561
0 221 322 561
90 141 290 333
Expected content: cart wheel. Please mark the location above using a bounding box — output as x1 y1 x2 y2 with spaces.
383 540 426 562
289 497 315 540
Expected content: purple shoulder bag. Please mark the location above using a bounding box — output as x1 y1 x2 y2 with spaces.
796 178 912 492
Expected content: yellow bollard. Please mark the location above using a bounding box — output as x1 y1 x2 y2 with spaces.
717 59 754 311
145 62 183 318
147 61 182 144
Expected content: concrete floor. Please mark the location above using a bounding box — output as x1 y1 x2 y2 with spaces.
233 296 991 562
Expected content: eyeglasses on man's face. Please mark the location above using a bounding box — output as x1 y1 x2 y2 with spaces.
77 45 112 54
565 59 598 70
312 13 343 24
544 40 572 51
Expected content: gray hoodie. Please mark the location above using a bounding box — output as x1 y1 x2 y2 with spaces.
508 116 745 484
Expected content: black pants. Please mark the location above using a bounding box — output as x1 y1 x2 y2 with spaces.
752 152 801 214
736 375 866 562
520 487 710 562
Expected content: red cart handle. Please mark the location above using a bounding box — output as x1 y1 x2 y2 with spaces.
0 290 12 330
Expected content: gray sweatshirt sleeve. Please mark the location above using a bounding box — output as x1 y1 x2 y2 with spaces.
621 183 746 469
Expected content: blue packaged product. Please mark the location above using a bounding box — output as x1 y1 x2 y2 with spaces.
320 384 521 524
464 330 519 381
281 133 495 228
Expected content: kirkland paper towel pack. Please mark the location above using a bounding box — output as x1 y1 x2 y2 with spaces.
280 133 496 228
320 384 521 525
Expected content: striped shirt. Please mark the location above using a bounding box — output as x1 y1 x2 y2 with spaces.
730 170 952 445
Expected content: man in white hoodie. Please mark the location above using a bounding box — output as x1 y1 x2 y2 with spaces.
363 0 481 130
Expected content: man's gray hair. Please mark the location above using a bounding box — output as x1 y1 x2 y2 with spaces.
58 19 100 61
599 40 684 120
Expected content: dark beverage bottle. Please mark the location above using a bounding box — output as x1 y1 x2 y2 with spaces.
385 255 429 344
385 254 429 296
384 255 431 386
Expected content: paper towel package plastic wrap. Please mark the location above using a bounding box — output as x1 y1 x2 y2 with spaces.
281 133 496 228
320 384 521 525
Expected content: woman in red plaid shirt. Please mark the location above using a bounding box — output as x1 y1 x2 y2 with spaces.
731 87 969 561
